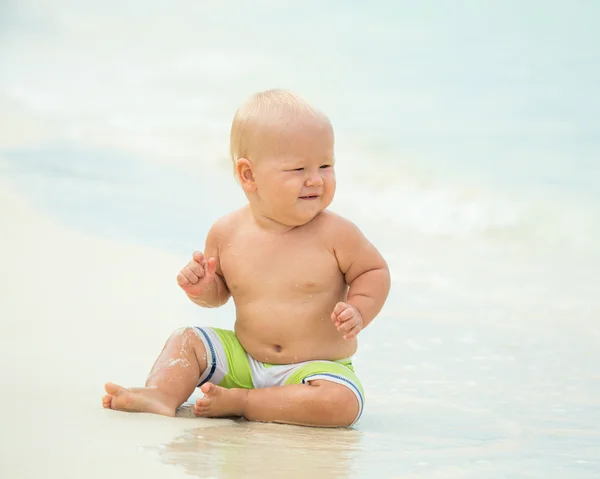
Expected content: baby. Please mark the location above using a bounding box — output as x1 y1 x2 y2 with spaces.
102 89 390 427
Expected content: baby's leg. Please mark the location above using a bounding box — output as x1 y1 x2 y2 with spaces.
194 381 359 427
102 327 207 416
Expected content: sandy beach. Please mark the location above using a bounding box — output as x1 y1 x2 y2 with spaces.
2 169 599 479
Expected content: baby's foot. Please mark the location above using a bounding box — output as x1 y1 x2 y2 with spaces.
102 382 176 417
193 383 247 418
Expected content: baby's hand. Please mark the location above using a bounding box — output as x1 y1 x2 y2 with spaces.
177 251 217 298
331 302 363 340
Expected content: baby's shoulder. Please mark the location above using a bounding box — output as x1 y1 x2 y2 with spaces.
208 208 248 240
312 210 363 239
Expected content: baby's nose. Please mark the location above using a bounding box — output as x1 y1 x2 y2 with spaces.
306 172 324 186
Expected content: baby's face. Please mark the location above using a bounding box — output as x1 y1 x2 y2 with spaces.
251 118 336 227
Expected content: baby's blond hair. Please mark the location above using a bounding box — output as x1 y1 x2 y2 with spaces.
230 89 331 178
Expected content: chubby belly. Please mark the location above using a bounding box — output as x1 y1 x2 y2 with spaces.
233 297 357 364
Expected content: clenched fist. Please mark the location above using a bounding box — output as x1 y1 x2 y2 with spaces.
177 251 217 298
331 302 363 340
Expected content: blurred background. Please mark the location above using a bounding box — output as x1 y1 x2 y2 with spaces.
1 0 599 477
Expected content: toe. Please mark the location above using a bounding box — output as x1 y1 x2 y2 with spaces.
104 382 124 395
193 403 207 416
200 382 213 395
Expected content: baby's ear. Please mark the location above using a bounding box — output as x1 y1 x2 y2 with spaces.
236 158 256 190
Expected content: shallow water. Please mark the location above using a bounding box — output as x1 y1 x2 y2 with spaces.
1 1 599 477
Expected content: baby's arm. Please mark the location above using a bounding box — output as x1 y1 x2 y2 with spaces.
177 219 230 308
331 216 390 335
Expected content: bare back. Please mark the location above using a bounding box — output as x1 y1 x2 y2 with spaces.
216 208 356 364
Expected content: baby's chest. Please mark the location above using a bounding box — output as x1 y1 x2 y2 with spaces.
221 241 343 294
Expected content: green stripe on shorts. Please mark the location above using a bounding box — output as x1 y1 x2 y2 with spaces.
283 360 365 398
212 328 254 389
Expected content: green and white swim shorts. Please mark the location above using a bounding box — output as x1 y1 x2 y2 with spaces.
195 327 365 425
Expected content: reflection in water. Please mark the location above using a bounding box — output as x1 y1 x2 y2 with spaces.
149 416 361 479
147 397 525 478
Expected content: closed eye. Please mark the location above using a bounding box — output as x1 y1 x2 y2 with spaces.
320 165 332 169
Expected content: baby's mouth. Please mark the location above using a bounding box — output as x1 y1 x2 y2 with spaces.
299 195 319 200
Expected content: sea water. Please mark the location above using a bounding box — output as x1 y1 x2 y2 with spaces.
1 0 599 477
